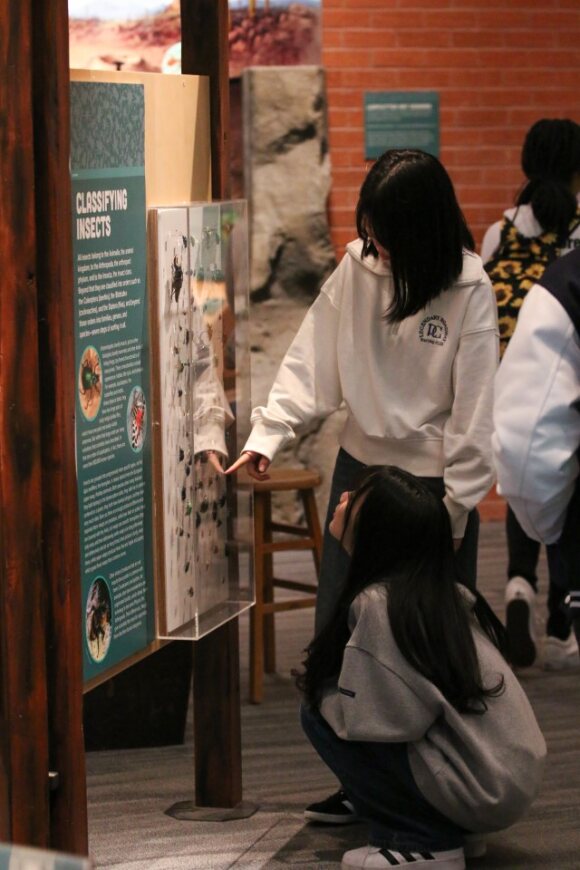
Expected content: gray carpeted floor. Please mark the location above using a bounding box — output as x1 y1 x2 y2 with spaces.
87 522 580 868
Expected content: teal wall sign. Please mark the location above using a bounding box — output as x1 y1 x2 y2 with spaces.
364 91 440 159
70 81 155 683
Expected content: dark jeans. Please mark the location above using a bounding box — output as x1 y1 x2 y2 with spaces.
301 705 464 852
506 506 571 640
315 448 480 633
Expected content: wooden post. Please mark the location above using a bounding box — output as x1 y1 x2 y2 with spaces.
181 0 231 202
0 0 51 846
31 0 88 853
180 0 244 810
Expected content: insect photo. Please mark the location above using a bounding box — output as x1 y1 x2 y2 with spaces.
85 577 112 663
78 345 103 420
127 386 147 452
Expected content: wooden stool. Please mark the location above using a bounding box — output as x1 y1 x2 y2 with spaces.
250 467 322 704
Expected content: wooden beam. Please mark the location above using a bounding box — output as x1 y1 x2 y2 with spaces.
30 0 88 854
0 0 51 845
180 0 243 810
181 0 231 201
191 620 243 807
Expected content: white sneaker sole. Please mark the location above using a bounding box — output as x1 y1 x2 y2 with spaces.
341 861 464 869
341 847 465 869
544 636 580 671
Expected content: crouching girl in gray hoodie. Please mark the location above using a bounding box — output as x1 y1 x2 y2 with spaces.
297 466 546 870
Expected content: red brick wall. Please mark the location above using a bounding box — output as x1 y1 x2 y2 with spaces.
322 0 580 256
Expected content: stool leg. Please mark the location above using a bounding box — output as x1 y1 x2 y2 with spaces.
250 491 265 704
263 492 276 674
301 488 323 576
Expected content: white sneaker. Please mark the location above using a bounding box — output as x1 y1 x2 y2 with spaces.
505 576 537 667
544 633 580 670
341 845 465 869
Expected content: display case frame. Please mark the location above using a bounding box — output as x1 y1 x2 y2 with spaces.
149 200 254 642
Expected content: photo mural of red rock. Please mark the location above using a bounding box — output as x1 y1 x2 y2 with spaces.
228 3 320 77
68 1 320 76
69 2 180 72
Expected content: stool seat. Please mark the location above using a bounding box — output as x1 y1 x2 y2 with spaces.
252 467 322 493
248 466 322 703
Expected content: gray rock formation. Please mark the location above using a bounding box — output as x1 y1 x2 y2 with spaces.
243 65 336 301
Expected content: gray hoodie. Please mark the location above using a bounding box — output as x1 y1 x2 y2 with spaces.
320 583 546 833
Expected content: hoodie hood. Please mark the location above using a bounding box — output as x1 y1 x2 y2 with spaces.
346 238 389 275
346 238 485 287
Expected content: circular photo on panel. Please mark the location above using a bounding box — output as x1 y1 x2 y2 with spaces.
78 345 103 421
85 576 112 663
126 385 147 452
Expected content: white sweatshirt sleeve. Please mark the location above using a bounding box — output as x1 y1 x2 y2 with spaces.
243 288 343 460
493 284 580 543
442 279 499 537
192 361 234 457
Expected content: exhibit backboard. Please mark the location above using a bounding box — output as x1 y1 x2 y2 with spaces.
150 200 254 640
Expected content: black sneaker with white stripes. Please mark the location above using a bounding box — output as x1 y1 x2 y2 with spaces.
341 845 465 869
304 789 360 824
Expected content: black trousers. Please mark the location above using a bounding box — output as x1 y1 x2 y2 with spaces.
301 705 464 852
506 506 571 639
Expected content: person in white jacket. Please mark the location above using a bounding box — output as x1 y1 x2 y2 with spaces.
493 248 580 650
297 466 545 870
483 119 580 671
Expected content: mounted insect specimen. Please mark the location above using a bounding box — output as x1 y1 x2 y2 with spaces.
170 253 184 303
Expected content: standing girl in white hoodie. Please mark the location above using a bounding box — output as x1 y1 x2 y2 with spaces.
229 147 497 600
227 148 499 821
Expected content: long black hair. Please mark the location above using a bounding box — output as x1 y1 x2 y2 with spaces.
356 150 475 322
517 118 580 239
296 467 506 713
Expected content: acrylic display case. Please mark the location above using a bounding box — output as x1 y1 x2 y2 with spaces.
149 200 254 640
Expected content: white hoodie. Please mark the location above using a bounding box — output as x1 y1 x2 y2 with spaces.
244 240 499 537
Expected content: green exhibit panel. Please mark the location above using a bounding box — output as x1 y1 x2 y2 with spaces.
364 91 440 159
0 843 92 870
70 80 155 683
71 73 253 691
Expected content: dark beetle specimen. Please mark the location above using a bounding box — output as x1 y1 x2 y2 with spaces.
171 255 184 303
